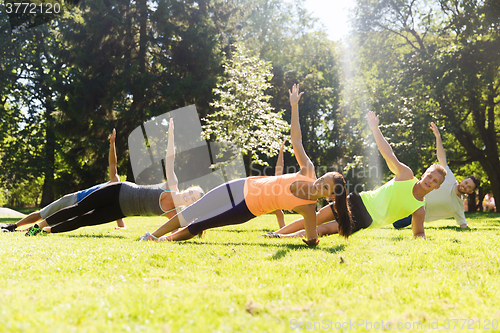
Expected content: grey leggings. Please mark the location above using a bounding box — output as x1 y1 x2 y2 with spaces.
180 178 256 235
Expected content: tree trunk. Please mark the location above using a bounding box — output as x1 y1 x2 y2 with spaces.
37 30 56 207
440 102 500 214
482 164 500 215
125 0 148 182
40 122 56 207
245 153 252 177
477 186 484 212
40 95 56 207
468 191 477 212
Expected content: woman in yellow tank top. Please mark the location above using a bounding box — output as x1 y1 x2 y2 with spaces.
265 112 448 240
140 84 353 246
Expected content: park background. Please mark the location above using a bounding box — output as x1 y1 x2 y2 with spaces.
1 0 499 211
1 1 500 332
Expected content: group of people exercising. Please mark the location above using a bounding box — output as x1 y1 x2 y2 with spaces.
0 84 480 247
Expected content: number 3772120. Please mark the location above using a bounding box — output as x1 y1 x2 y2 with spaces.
6 2 61 14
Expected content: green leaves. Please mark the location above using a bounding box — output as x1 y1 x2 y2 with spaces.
353 0 500 203
204 44 289 166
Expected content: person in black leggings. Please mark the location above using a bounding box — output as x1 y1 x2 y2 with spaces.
45 183 124 233
25 119 203 236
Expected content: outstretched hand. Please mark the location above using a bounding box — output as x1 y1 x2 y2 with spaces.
429 122 440 138
167 118 175 157
302 237 319 247
289 84 304 106
280 138 287 151
366 111 379 130
109 128 116 144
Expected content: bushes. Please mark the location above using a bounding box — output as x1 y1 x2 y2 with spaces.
1 177 43 208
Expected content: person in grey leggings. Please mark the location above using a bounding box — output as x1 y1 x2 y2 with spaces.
1 129 125 232
24 119 203 236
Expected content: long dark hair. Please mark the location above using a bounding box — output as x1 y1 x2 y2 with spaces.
330 172 353 238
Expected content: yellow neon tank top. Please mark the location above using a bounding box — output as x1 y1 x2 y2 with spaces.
360 177 424 229
244 173 317 216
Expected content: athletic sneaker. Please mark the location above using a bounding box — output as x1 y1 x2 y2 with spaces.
0 223 17 232
25 224 43 236
260 231 281 238
139 232 157 242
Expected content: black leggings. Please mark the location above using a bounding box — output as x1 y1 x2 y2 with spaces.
347 192 373 233
46 183 125 233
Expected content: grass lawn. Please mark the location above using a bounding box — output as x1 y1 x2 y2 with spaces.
1 212 499 332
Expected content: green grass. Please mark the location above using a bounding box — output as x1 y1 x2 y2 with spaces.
1 213 499 332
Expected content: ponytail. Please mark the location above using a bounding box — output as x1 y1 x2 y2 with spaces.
330 172 353 238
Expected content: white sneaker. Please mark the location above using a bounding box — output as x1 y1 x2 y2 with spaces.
139 232 158 241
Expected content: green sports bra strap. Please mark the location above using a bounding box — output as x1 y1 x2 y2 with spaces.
159 187 178 216
161 207 178 216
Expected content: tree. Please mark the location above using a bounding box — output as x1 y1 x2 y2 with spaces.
204 43 289 169
353 0 500 204
1 0 346 205
227 0 343 176
0 12 64 206
54 0 225 184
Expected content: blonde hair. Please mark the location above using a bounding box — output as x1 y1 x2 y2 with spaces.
175 186 204 212
426 164 447 185
185 185 204 198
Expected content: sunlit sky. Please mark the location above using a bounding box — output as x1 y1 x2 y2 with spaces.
302 0 356 42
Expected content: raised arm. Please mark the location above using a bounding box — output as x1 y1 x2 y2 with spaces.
271 138 287 228
165 118 179 192
289 84 315 179
108 129 126 229
275 138 286 176
430 122 447 167
108 128 120 183
366 111 413 180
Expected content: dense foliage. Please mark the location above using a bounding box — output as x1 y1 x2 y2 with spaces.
0 0 343 206
0 0 497 207
352 0 500 203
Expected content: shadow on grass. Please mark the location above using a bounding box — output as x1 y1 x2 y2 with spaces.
66 234 127 239
394 224 500 231
175 239 346 256
390 235 407 241
180 240 306 248
464 212 500 219
425 225 500 231
0 217 20 223
221 228 278 233
323 244 346 254
268 244 347 260
270 249 289 260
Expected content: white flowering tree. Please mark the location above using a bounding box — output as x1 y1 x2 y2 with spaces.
203 44 289 166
